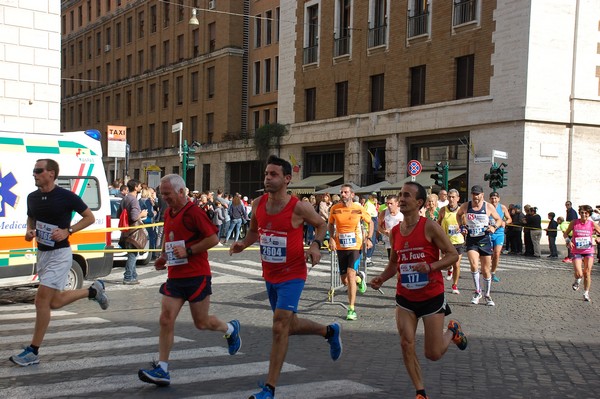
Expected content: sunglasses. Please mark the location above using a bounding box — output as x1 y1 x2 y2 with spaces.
33 168 45 174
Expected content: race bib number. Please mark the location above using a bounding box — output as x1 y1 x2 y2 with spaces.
448 225 459 236
399 263 429 290
260 234 287 263
575 236 591 250
165 240 188 267
36 221 57 247
339 232 357 248
468 227 485 237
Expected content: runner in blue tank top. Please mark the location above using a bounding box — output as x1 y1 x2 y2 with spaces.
488 192 511 282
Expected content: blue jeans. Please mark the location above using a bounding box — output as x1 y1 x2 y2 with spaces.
124 251 138 281
366 216 378 257
225 218 243 242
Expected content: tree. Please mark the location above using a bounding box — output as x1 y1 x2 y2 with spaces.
253 123 288 161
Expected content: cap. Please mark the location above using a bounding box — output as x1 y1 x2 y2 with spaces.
471 185 484 194
243 196 248 201
192 190 199 194
489 191 499 197
371 191 377 196
514 204 521 209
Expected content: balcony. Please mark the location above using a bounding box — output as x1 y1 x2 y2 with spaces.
453 0 477 26
303 42 318 65
368 24 387 48
407 12 429 38
334 35 350 57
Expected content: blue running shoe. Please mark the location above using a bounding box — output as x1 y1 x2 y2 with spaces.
138 362 170 386
90 280 109 310
9 346 39 367
327 322 342 361
226 319 242 355
249 383 275 399
491 273 500 283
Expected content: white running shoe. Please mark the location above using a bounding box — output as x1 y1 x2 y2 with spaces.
471 292 482 305
446 270 453 281
484 295 495 306
451 284 460 294
572 279 581 291
584 292 591 302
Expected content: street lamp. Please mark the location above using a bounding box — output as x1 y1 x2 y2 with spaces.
189 8 199 25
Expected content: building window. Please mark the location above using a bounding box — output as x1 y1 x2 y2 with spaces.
410 65 426 106
303 4 319 64
136 126 143 151
207 67 215 99
115 59 121 80
87 1 92 22
116 22 122 47
177 34 184 61
407 0 429 38
206 113 214 144
163 40 170 65
264 109 270 125
114 93 120 119
336 81 348 117
138 10 144 38
368 0 387 47
96 32 101 55
149 83 156 111
137 86 144 114
306 150 345 174
334 0 351 57
78 40 83 63
150 45 156 70
138 50 144 74
126 16 132 43
87 36 92 59
151 5 157 33
126 54 131 77
253 111 260 131
191 71 199 102
274 56 279 90
305 87 316 121
254 61 261 95
209 23 216 52
96 0 101 17
370 74 384 112
265 10 272 45
190 115 198 142
105 62 111 82
193 28 200 57
176 75 184 105
453 0 478 26
163 2 170 28
95 98 100 123
177 0 184 22
456 54 474 99
148 124 155 151
126 90 132 117
275 7 280 42
254 14 262 48
162 79 169 108
160 122 168 150
264 59 271 93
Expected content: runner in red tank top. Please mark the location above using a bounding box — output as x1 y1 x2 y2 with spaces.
370 182 467 399
230 155 342 399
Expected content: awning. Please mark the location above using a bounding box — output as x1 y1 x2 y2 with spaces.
315 182 361 195
287 174 343 195
381 170 466 196
355 181 391 194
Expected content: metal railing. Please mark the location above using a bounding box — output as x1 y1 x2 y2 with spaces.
407 12 429 38
453 0 477 26
368 24 387 48
303 43 319 64
334 35 350 57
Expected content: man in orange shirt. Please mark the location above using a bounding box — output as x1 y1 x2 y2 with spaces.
328 184 373 320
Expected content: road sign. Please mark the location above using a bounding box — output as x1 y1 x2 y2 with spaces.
407 160 422 176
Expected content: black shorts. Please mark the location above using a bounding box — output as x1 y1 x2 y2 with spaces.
159 276 212 303
395 293 451 319
466 234 493 256
454 243 465 255
337 250 361 275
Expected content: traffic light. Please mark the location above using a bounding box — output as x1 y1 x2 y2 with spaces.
186 144 196 170
485 163 499 189
430 162 444 187
498 162 508 188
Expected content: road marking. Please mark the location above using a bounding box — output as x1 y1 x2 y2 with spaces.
0 317 109 332
188 379 382 399
0 310 74 320
1 361 304 398
0 347 230 377
0 336 192 359
229 259 331 277
0 304 36 312
3 326 149 345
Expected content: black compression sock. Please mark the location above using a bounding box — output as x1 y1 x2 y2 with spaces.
265 384 275 395
325 325 333 339
88 286 96 299
416 389 427 398
29 345 40 355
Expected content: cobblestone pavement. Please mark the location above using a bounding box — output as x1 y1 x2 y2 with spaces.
1 244 599 398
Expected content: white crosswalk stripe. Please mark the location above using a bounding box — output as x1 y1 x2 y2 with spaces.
0 305 379 398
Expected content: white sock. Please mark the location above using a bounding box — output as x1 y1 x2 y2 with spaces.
158 361 169 372
225 322 234 336
483 277 492 297
472 271 481 292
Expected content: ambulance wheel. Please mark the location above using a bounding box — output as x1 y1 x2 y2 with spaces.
65 261 84 290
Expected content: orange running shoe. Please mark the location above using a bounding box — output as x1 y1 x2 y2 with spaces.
447 320 468 350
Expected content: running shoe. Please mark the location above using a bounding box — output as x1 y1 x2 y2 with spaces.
138 362 170 386
225 319 242 355
249 384 275 399
357 271 367 294
484 295 495 306
416 394 430 399
491 273 500 283
446 270 453 281
451 284 460 294
346 309 357 321
562 257 572 263
447 320 468 350
471 292 482 305
327 323 342 361
365 257 373 264
584 292 591 302
9 346 39 367
572 279 581 291
90 280 109 310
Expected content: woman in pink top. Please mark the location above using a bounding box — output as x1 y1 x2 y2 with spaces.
563 205 600 302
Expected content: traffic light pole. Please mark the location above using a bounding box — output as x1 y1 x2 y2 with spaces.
182 139 189 182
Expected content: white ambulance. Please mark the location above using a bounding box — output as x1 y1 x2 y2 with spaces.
0 129 114 290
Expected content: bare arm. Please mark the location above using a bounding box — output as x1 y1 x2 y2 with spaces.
370 228 399 289
502 205 512 226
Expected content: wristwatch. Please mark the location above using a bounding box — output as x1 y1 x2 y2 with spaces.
68 227 74 235
186 247 193 257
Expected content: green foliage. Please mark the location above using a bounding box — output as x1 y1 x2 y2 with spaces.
254 123 287 161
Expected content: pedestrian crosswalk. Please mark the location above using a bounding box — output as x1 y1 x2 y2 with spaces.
0 304 380 398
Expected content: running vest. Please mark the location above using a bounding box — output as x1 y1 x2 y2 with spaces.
255 194 307 284
490 204 505 236
382 208 403 249
392 217 444 301
163 201 217 278
441 205 464 245
466 201 489 238
328 201 371 251
571 219 595 255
